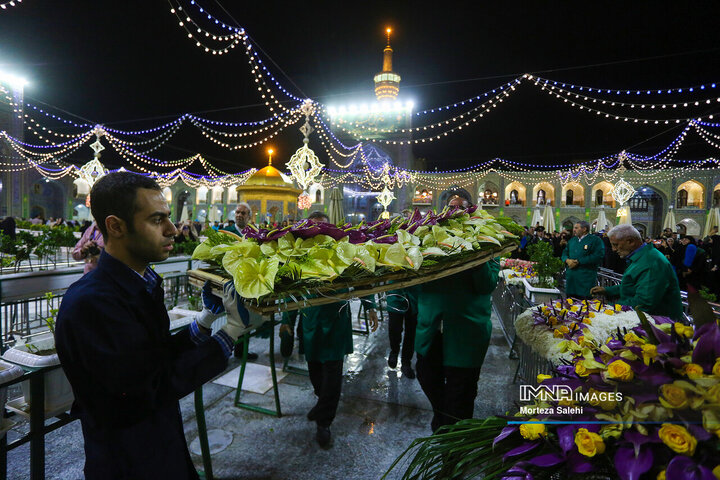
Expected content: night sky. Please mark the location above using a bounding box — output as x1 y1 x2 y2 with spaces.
1 1 720 173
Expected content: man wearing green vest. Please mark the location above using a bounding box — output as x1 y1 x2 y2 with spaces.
415 196 500 432
281 211 378 448
562 220 605 298
590 224 683 320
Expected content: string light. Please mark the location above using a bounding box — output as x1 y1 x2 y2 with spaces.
0 0 23 10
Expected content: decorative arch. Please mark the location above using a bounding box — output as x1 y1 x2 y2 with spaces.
633 223 648 238
532 182 555 206
592 181 615 208
478 181 499 205
676 180 704 209
309 183 324 204
504 181 526 206
712 182 720 207
211 186 224 203
562 216 582 231
439 186 472 206
562 182 584 207
227 185 238 204
196 186 208 204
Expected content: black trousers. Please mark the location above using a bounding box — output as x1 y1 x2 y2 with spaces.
416 332 481 432
388 311 417 364
307 360 343 428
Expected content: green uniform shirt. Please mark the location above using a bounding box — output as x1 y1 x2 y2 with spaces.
281 295 376 363
385 285 420 316
604 243 683 320
561 234 605 297
415 260 500 368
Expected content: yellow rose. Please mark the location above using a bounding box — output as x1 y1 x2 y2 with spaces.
588 311 596 318
519 420 547 440
576 361 591 377
659 384 689 409
624 332 643 345
570 305 580 313
574 428 605 457
658 423 697 456
674 323 694 338
712 465 720 480
536 374 552 383
604 309 615 315
582 317 593 325
615 304 622 310
641 344 658 365
657 470 666 480
712 359 720 377
548 316 558 326
681 363 704 379
606 359 634 381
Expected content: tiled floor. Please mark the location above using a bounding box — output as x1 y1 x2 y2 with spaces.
6 302 519 480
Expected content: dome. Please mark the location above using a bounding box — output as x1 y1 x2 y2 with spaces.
245 164 292 187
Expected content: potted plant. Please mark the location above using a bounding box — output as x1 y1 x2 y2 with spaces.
522 241 562 303
1 292 74 416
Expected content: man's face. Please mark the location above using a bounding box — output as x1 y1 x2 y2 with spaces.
448 196 465 207
668 237 675 246
681 237 690 246
609 235 636 258
125 188 177 264
537 230 545 238
572 223 586 237
235 204 251 228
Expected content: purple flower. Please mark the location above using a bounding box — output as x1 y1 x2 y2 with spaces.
692 321 720 370
665 455 716 480
613 446 653 480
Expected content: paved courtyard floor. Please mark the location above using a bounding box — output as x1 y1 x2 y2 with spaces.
6 306 519 480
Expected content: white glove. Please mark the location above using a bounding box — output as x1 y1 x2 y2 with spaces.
196 282 224 330
220 281 250 340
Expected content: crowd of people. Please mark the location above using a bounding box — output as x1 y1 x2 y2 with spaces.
515 223 720 299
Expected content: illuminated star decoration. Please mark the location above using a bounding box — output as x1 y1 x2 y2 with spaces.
79 126 108 189
610 156 636 207
287 99 324 199
376 186 396 219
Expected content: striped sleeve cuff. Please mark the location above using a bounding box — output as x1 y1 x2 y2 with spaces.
212 330 235 358
189 319 211 345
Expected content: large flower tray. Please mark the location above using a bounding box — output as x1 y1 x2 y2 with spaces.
188 243 517 315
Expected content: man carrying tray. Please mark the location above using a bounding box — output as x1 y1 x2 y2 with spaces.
281 211 379 448
55 172 249 480
415 196 501 432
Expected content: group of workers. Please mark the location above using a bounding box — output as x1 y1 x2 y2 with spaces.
54 172 685 479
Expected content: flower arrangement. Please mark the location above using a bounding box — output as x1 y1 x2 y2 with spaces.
387 310 720 480
500 259 538 286
515 298 642 364
192 207 520 299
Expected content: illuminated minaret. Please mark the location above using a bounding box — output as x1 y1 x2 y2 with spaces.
373 27 401 101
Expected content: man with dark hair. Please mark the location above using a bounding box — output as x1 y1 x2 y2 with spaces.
562 221 605 298
55 172 248 479
281 210 378 448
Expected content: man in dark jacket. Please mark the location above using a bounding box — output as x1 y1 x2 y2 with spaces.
56 172 247 480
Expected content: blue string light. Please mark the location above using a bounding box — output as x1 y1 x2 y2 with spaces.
26 103 93 128
2 131 92 149
532 75 718 96
414 78 522 116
